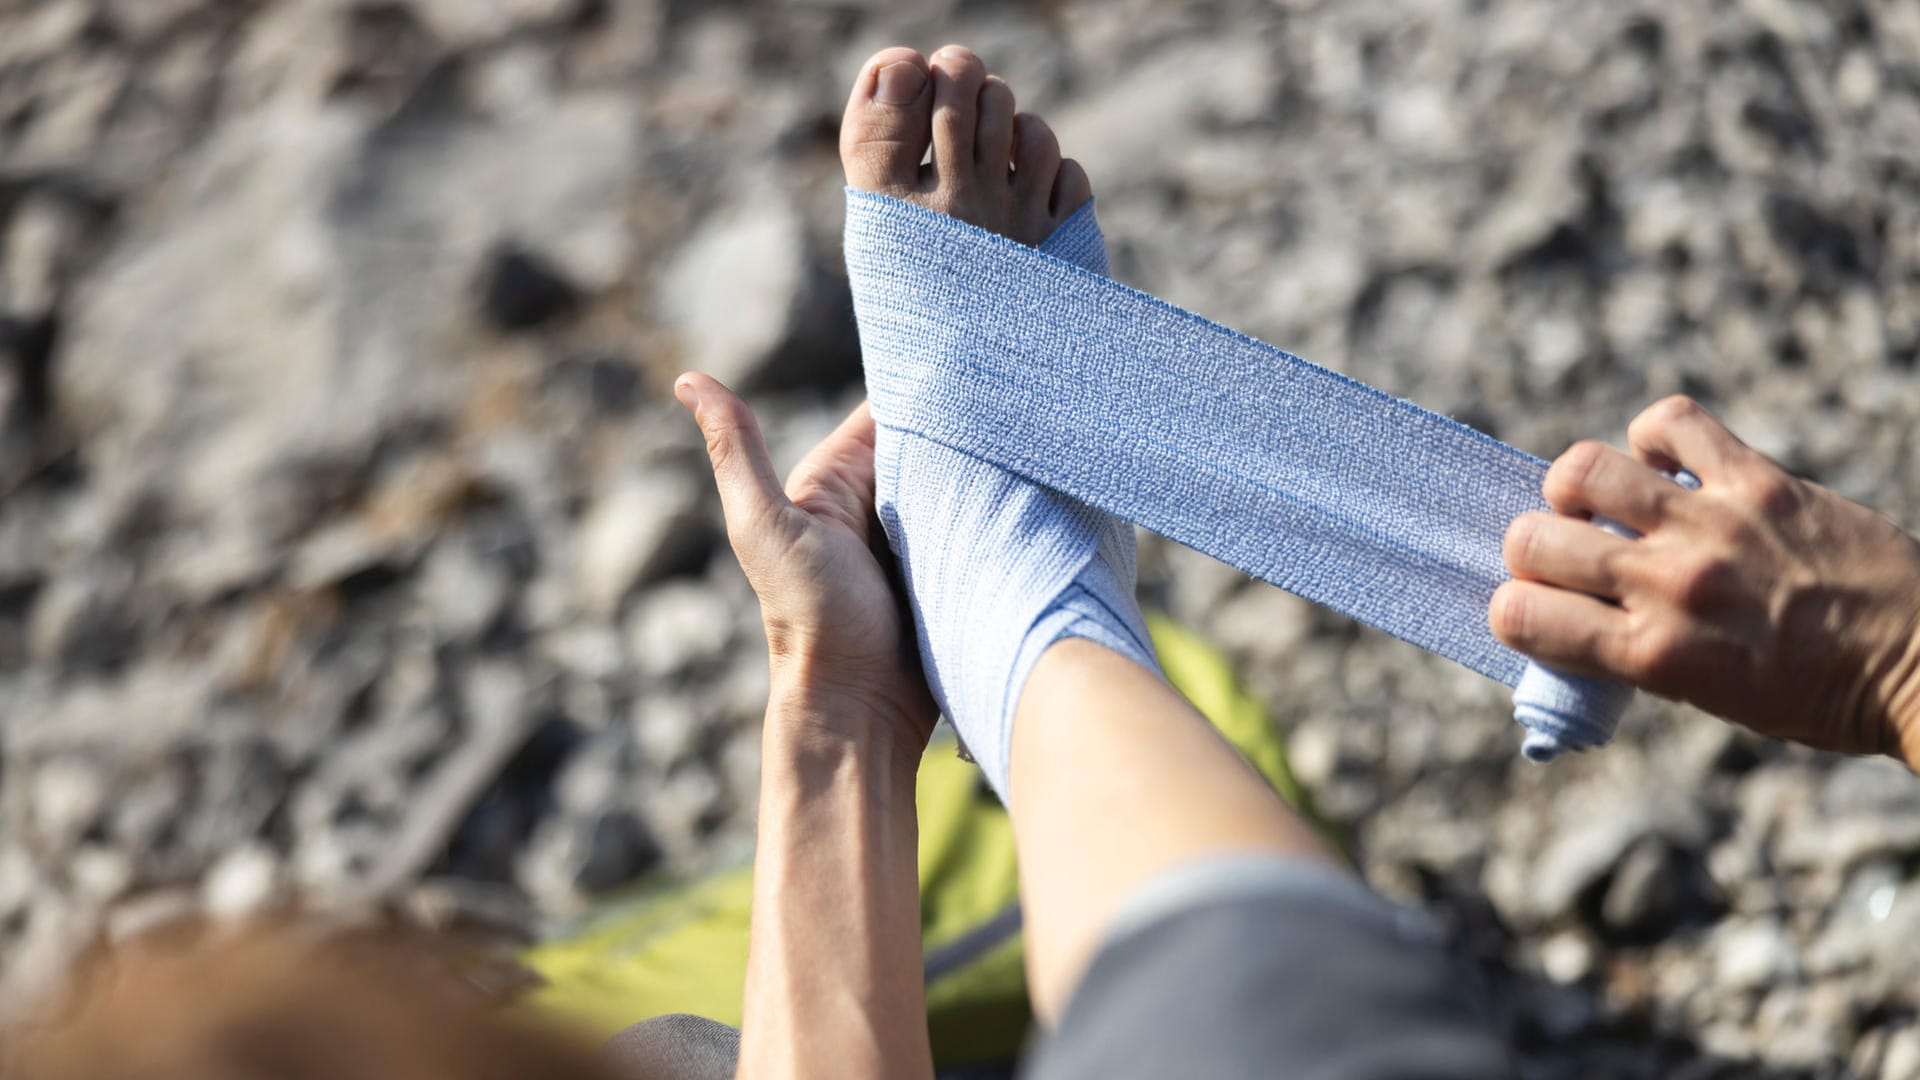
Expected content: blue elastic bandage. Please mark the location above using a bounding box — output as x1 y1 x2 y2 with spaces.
847 190 1637 771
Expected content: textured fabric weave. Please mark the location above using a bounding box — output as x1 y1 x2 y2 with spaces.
867 197 1158 799
847 189 1632 764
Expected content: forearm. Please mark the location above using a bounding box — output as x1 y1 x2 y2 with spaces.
737 683 933 1080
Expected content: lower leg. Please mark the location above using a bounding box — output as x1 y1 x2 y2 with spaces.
1010 639 1342 1023
837 45 1342 1022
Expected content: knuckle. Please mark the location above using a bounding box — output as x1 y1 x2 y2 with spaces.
1651 394 1706 429
1503 515 1543 572
1595 543 1632 589
1662 551 1738 612
1737 468 1800 518
1489 584 1532 644
702 425 738 471
1544 441 1608 507
1622 618 1690 685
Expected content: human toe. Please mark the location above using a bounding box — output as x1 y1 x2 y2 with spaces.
840 46 932 194
929 45 987 184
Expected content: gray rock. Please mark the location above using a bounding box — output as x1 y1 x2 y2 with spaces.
626 581 733 679
555 735 626 816
573 473 707 620
418 532 516 642
1714 915 1799 992
1520 794 1709 925
0 844 39 924
647 768 725 858
631 694 704 771
28 756 107 851
574 810 660 894
1885 1027 1920 1080
655 195 860 392
27 566 137 675
1600 836 1717 941
412 0 584 48
201 844 283 920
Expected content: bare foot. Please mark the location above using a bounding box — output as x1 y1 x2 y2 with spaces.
838 45 1093 247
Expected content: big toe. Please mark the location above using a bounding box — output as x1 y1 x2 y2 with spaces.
840 47 932 194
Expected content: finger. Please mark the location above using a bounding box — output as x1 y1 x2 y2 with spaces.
1503 511 1637 599
1489 579 1633 679
675 372 790 529
1626 395 1756 484
1542 440 1685 533
786 401 879 535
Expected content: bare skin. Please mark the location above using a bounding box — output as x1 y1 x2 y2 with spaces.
1491 395 1920 766
839 45 1092 245
676 375 936 1080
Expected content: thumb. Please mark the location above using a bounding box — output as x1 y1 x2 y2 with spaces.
676 373 790 538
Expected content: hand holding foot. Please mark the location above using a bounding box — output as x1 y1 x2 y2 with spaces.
675 373 935 760
1492 395 1920 764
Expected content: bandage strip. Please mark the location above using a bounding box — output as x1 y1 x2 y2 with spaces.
847 189 1633 762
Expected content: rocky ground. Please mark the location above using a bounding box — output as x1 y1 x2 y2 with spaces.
2 0 1918 1075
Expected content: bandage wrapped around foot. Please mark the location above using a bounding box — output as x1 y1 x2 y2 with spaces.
848 190 1632 789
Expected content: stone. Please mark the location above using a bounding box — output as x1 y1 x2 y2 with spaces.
3 191 85 319
572 473 707 620
574 810 660 893
1885 1027 1920 1080
480 245 581 332
28 756 107 850
201 844 283 919
1537 928 1596 984
1524 795 1708 925
418 532 516 642
69 845 133 903
632 694 704 770
1600 836 1717 941
0 844 39 923
647 768 724 857
97 0 201 43
555 736 625 816
626 581 733 678
1715 916 1798 992
412 0 584 48
27 568 137 675
654 196 860 392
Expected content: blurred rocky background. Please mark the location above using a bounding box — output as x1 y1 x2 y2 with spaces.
1 0 1917 1075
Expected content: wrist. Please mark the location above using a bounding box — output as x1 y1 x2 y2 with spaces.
764 673 924 779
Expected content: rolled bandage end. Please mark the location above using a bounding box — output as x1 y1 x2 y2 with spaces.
1511 663 1635 763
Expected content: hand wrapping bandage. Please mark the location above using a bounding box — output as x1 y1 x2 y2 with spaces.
848 190 1632 789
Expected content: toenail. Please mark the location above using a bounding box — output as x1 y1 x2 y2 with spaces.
874 61 927 105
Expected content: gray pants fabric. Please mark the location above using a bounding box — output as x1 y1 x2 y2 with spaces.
1021 857 1514 1079
602 1013 741 1080
603 858 1510 1079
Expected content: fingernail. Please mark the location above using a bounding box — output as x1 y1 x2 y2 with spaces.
874 61 926 105
673 378 698 413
